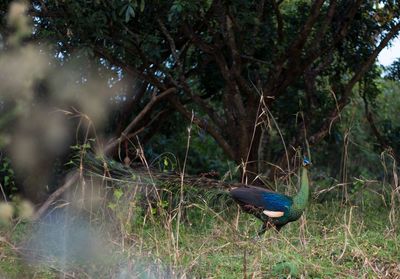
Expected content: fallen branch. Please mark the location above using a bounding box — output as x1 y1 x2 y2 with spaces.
32 171 79 220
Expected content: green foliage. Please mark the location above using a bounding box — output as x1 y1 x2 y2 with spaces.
70 192 400 276
0 222 57 278
169 0 212 21
374 79 400 149
0 156 16 198
17 0 399 178
146 120 233 176
120 0 145 22
272 261 299 278
0 0 400 201
385 58 400 81
69 140 95 165
0 171 399 278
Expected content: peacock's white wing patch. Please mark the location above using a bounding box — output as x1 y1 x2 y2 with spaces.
263 210 284 218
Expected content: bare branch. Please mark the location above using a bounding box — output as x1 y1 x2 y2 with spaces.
345 22 400 93
265 0 363 99
303 0 361 68
265 0 327 96
115 82 148 135
314 0 337 43
288 0 325 55
153 21 228 133
93 47 167 91
272 0 284 43
225 15 242 71
33 171 80 220
157 19 181 69
104 87 177 155
309 21 400 144
185 21 249 150
168 97 236 160
362 90 388 149
183 23 215 54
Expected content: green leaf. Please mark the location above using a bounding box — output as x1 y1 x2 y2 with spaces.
175 3 183 13
140 0 145 12
125 5 135 22
272 261 299 277
114 188 123 200
108 202 116 210
158 200 168 209
82 143 91 149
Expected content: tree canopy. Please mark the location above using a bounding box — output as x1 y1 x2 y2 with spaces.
1 0 400 184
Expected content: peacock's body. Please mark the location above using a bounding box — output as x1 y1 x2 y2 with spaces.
230 160 310 234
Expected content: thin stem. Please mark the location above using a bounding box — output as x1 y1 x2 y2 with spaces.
175 110 194 265
0 182 8 203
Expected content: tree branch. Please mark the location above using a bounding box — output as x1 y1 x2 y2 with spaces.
265 0 326 96
157 18 185 76
33 171 80 220
345 22 400 93
310 20 400 144
272 0 284 43
154 20 228 133
361 89 389 150
265 0 363 100
288 0 325 55
115 81 148 135
168 97 236 160
93 47 167 91
103 87 176 155
225 14 242 71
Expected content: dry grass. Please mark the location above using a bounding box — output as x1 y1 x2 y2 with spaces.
0 171 399 278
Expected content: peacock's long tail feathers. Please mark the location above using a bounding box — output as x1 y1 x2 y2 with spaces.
77 152 234 210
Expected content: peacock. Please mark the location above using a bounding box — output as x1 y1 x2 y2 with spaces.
230 159 310 235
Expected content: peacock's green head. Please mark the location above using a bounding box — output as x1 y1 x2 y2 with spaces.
302 157 311 168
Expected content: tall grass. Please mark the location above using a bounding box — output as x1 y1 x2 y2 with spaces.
0 159 399 278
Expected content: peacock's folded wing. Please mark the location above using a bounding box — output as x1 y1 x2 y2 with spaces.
230 186 293 213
